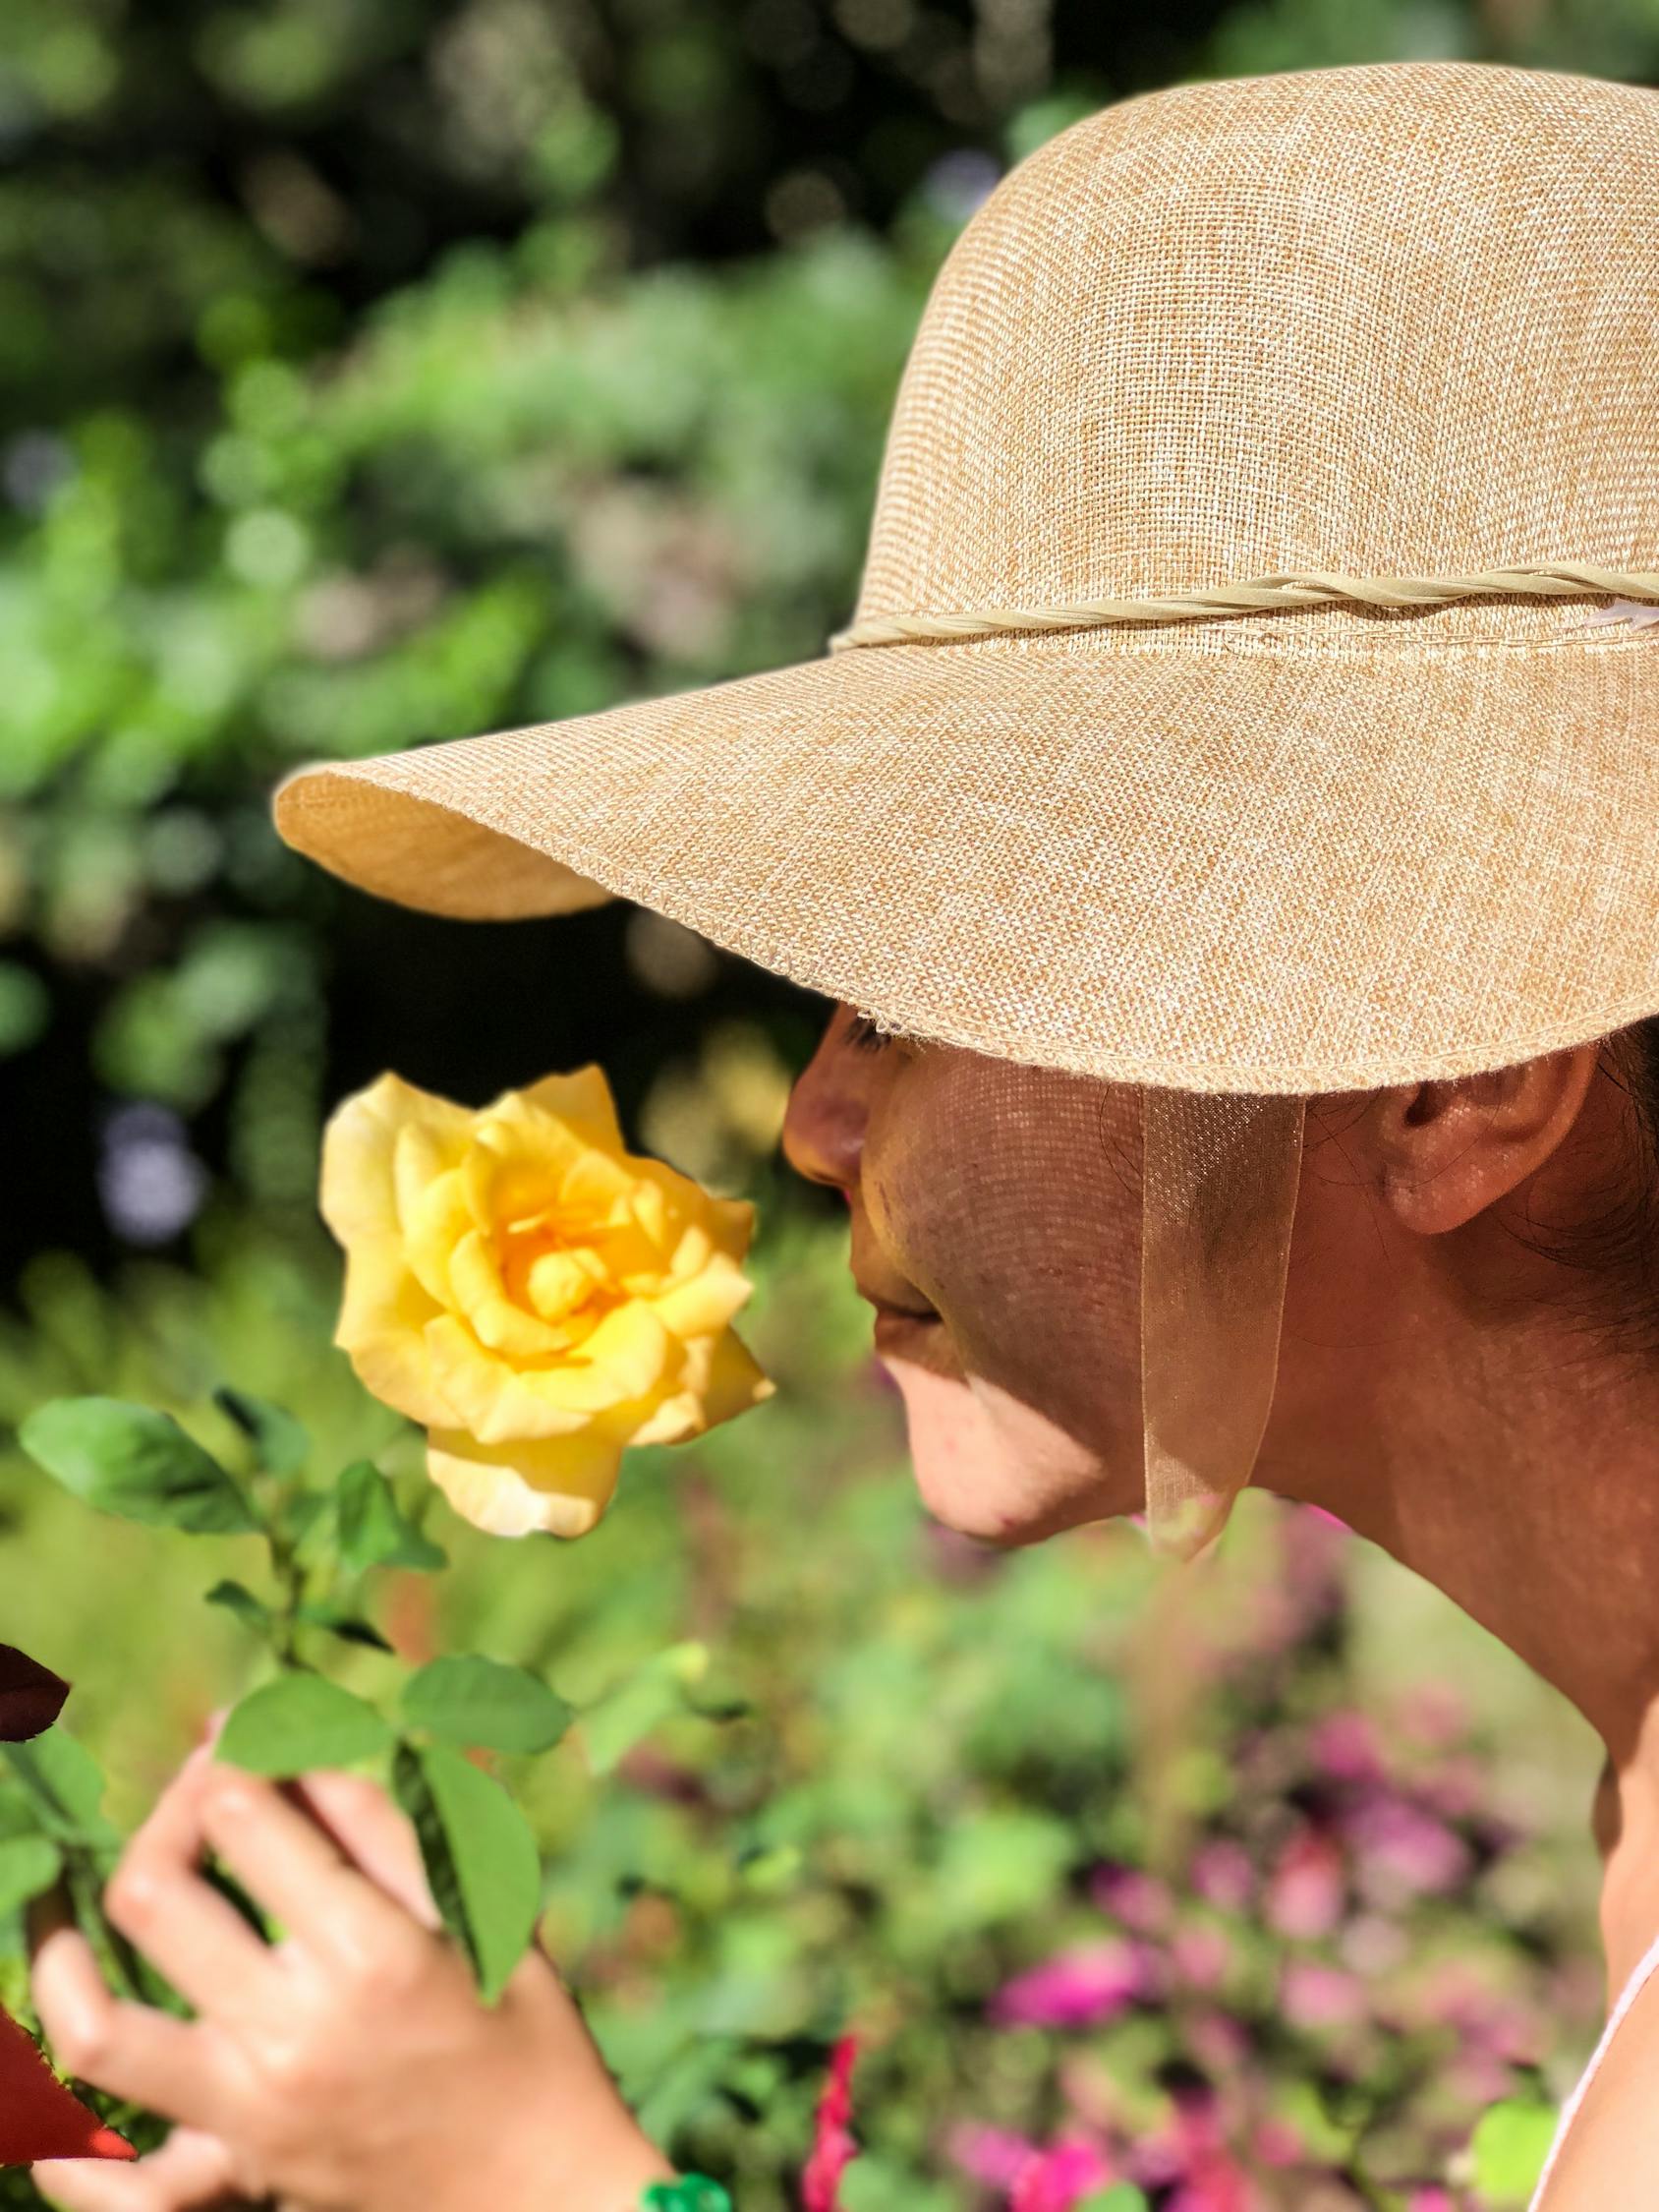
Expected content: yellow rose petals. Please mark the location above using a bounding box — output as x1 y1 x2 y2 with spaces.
320 1066 775 1538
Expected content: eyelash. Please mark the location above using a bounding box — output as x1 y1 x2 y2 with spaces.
845 1012 898 1054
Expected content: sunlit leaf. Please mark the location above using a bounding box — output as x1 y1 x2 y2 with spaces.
391 1741 541 2006
216 1676 393 1777
402 1657 573 1754
20 1398 258 1536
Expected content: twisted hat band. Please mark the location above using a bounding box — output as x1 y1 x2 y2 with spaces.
826 563 1659 652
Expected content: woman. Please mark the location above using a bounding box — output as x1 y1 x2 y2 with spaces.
28 54 1659 2212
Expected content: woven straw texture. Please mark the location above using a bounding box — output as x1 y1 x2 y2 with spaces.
275 60 1659 1095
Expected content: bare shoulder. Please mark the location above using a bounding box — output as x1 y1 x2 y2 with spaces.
1537 1962 1659 2211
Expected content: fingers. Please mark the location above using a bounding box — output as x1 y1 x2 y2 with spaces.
33 2125 244 2210
198 1761 431 1973
101 1749 283 2024
31 1926 229 2132
284 1771 440 1930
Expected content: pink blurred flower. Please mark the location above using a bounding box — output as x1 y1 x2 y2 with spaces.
1186 2007 1251 2071
1407 2190 1457 2211
1265 1829 1346 1939
1281 1959 1366 2031
946 2123 1045 2189
1009 2135 1117 2212
1396 1680 1470 1748
1416 1752 1484 1820
991 1939 1158 2028
1091 1863 1173 1933
1252 2117 1304 2167
1172 1923 1233 1991
1190 1838 1255 1912
802 2035 861 2212
1308 1710 1385 1782
1345 1796 1470 1900
1165 2101 1256 2212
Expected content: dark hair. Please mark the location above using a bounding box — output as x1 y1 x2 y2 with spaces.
1510 1018 1659 1362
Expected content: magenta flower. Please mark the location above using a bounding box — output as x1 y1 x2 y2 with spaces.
990 1938 1158 2028
802 2035 861 2212
1009 2136 1117 2212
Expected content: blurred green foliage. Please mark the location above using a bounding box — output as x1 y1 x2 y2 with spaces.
2 0 1655 1267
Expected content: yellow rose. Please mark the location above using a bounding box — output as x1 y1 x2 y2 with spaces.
319 1067 774 1538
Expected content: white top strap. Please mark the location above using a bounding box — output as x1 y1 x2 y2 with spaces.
1526 1926 1659 2210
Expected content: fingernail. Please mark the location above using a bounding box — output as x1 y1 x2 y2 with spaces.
196 1706 229 1749
88 2127 138 2162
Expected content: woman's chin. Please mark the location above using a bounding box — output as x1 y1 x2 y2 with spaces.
879 1341 1116 1548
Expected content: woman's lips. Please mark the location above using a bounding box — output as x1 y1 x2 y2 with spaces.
872 1303 941 1347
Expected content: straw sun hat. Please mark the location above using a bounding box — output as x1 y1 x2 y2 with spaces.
275 59 1659 1100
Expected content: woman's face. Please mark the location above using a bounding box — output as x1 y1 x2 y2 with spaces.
780 1003 1148 1545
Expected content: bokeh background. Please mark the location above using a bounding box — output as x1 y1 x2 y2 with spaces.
4 3 1656 2206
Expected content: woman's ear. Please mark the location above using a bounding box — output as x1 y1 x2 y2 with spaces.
1373 1042 1602 1236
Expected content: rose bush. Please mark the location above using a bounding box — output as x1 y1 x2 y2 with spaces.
320 1068 773 1538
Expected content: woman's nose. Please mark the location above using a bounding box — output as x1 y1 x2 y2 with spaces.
781 1006 869 1196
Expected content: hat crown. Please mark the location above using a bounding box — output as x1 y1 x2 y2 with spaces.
854 62 1659 652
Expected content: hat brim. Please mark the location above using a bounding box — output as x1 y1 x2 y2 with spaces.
273 633 1659 1094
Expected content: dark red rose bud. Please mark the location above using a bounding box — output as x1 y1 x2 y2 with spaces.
0 1646 69 1744
0 2008 135 2165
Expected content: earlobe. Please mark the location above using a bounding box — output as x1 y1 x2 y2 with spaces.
1376 1044 1601 1236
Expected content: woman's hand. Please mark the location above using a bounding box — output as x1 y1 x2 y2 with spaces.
29 1742 677 2212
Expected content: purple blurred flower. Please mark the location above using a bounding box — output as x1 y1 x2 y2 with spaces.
1308 1710 1385 1783
991 1938 1158 2028
1345 1796 1470 1902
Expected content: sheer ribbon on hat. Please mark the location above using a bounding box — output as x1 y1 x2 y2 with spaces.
1138 1088 1306 1562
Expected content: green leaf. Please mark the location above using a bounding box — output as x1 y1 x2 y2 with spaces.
1470 2097 1559 2205
579 1642 710 1776
293 1604 394 1654
20 1398 259 1536
0 1835 62 1915
278 1488 331 1551
213 1388 310 1477
2 1729 120 1849
1076 2191 1150 2212
391 1740 541 2006
402 1657 574 1755
205 1579 273 1635
334 1460 447 1575
216 1676 393 1778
